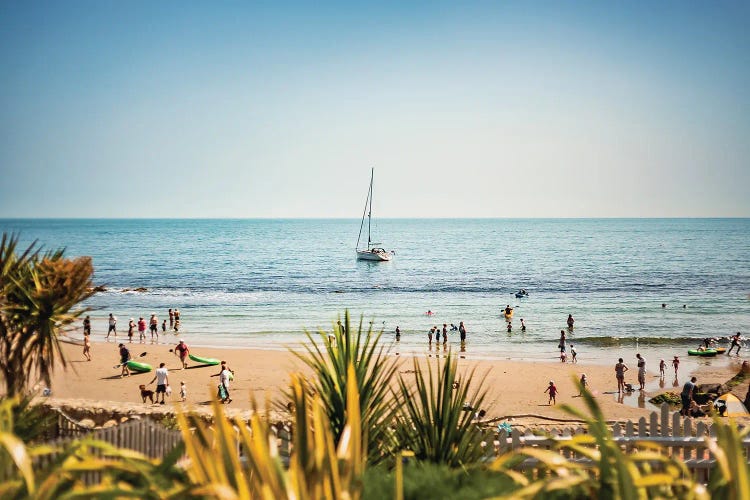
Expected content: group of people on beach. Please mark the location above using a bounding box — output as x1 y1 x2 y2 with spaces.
82 308 182 346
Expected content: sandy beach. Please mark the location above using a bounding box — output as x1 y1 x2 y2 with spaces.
41 338 746 426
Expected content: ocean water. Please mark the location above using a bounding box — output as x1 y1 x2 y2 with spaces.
1 218 749 365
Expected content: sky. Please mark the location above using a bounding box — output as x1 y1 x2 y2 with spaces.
1 1 748 218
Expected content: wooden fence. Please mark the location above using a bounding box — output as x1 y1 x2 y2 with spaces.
486 403 750 482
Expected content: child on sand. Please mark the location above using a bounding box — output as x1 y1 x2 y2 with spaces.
579 374 587 395
560 351 567 363
570 345 577 363
659 359 666 377
180 381 187 402
545 380 558 405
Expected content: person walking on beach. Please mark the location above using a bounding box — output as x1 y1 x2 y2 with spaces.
118 343 131 377
571 345 577 363
149 362 169 405
83 332 91 361
168 308 174 328
174 339 189 369
615 358 629 393
459 321 466 343
211 361 233 404
107 313 117 340
127 318 135 343
82 315 91 336
180 381 187 402
659 359 666 378
137 317 147 342
544 381 558 405
680 376 697 416
727 332 742 356
636 353 646 391
672 356 680 376
567 314 575 329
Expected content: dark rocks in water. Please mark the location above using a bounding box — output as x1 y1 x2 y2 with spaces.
121 287 148 293
90 285 107 293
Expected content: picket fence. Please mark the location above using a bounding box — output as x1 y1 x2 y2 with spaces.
486 403 750 483
18 403 749 486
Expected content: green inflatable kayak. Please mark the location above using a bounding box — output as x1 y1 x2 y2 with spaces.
125 360 152 372
189 353 221 365
687 349 717 357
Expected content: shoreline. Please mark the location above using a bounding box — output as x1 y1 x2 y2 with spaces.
40 340 746 426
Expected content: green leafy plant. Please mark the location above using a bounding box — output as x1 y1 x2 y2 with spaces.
0 233 95 397
290 310 400 463
392 351 489 467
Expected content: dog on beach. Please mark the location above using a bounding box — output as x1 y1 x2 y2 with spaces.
139 384 154 404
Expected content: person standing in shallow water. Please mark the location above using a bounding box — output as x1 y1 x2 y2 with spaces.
636 353 646 390
442 324 447 344
168 308 174 328
459 321 466 342
395 326 401 341
567 314 574 329
615 358 629 393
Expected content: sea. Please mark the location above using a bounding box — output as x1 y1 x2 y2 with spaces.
1 218 749 369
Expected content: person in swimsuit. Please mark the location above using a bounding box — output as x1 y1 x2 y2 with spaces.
567 314 574 329
168 308 174 327
442 324 447 344
659 359 666 378
615 358 628 393
520 318 526 332
127 318 135 343
559 330 566 353
83 332 91 361
82 315 91 336
507 322 512 333
395 326 401 341
149 314 158 340
672 356 680 375
459 321 466 342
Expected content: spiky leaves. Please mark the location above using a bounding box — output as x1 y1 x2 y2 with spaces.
291 311 400 464
393 352 489 467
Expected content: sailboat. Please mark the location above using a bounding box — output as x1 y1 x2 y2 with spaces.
356 168 393 261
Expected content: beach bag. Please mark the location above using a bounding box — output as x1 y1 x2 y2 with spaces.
218 384 228 400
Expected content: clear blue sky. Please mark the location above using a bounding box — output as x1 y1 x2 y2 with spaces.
1 1 748 217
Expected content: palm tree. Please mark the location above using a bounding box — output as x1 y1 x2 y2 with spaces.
0 233 95 397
